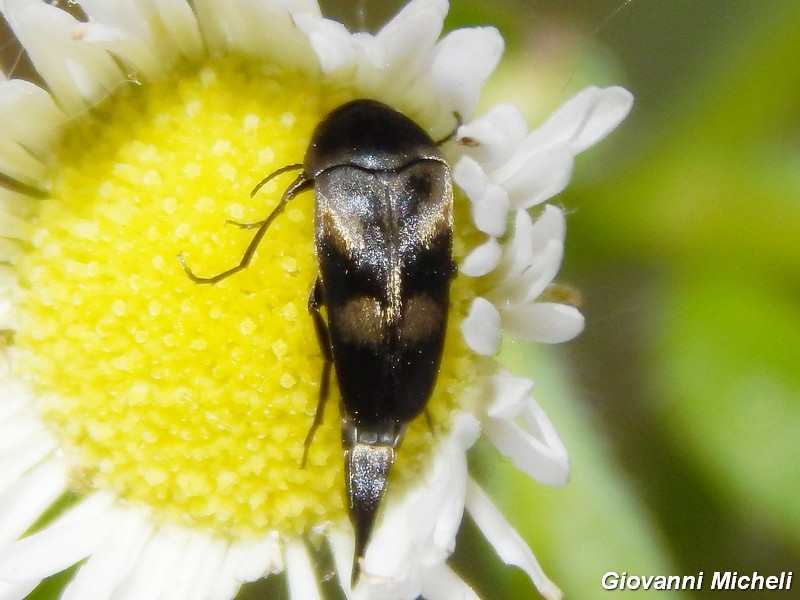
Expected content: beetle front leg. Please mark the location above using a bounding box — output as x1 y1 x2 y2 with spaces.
303 278 333 467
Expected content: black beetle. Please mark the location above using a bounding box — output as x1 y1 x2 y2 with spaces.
180 99 457 585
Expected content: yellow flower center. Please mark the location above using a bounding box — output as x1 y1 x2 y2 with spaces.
13 60 477 540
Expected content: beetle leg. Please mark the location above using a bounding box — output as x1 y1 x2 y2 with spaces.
179 172 312 284
434 111 463 146
303 279 333 467
249 163 303 198
224 218 265 229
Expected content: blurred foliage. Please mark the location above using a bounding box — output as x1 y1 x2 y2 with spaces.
444 0 800 599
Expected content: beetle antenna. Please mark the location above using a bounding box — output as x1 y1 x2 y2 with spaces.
179 171 312 284
250 163 304 198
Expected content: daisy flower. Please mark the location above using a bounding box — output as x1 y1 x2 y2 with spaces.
0 1 632 599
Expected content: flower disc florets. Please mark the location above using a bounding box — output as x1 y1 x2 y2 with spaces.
14 58 476 539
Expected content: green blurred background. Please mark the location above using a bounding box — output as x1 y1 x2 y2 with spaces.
321 0 800 598
432 1 800 598
8 1 799 598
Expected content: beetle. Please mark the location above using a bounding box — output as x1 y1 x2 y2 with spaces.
179 99 457 585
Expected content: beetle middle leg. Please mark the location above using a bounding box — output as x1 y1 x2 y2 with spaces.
303 279 333 467
178 167 311 284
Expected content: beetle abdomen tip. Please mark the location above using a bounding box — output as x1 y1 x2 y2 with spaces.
345 442 395 587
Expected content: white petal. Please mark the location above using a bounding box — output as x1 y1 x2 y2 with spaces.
502 302 584 344
71 21 160 80
0 78 65 157
460 297 501 356
403 416 474 554
0 493 115 582
139 0 205 61
0 432 57 495
472 184 510 237
557 86 634 155
293 14 356 73
327 529 356 600
570 85 634 153
350 34 390 90
155 533 228 600
0 211 27 239
0 457 67 547
0 381 28 423
503 209 536 278
208 544 246 600
419 564 480 600
193 0 315 70
0 413 48 454
377 0 446 78
452 155 486 202
453 159 510 236
0 185 41 221
488 206 567 310
483 401 569 487
206 534 283 600
113 526 189 600
431 27 503 118
521 239 564 305
460 237 501 277
522 85 634 157
285 539 322 600
231 533 282 582
0 579 38 600
483 87 632 208
0 135 46 187
497 145 574 210
481 372 534 420
78 0 203 64
354 414 479 596
364 454 459 578
206 535 280 599
520 401 570 480
488 236 563 309
452 411 483 449
4 0 127 113
278 0 322 15
78 0 153 41
61 508 153 600
458 104 528 170
466 480 563 600
180 537 228 600
529 205 566 259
